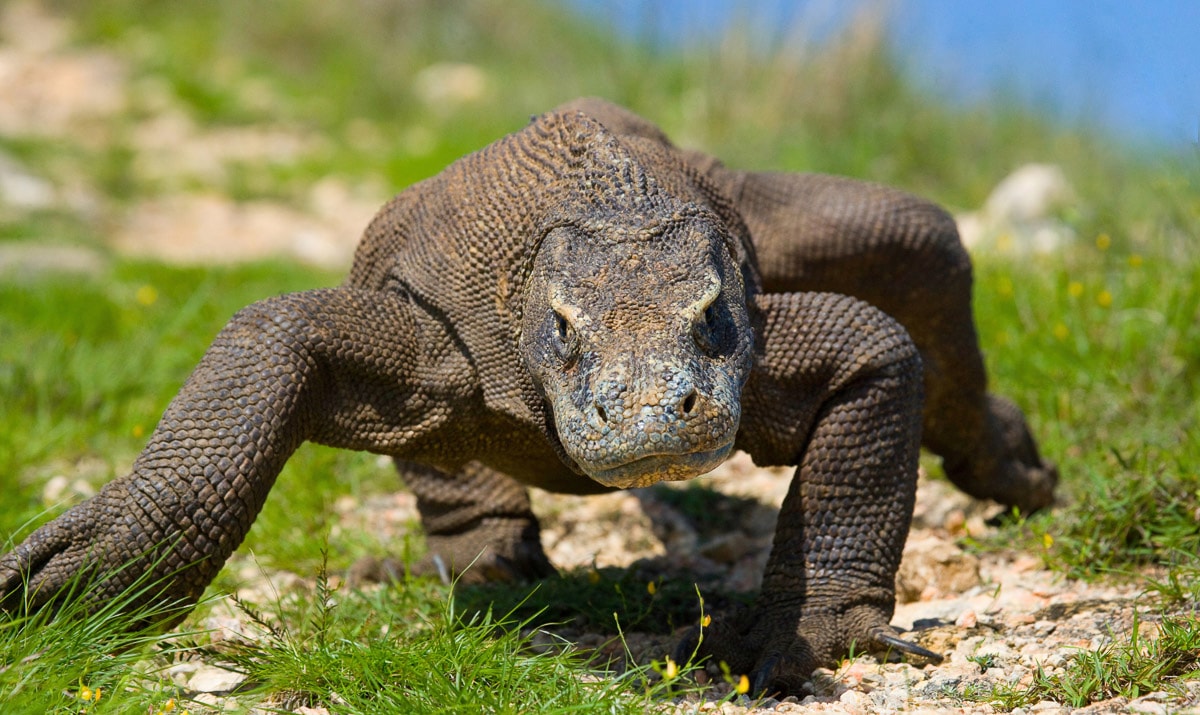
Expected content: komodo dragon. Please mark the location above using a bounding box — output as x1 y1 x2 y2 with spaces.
0 98 1057 694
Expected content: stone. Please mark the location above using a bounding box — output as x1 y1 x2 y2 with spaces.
956 164 1077 256
187 665 246 693
896 535 982 602
0 151 55 210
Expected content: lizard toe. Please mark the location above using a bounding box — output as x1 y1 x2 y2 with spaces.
0 511 108 614
681 602 940 697
749 651 819 698
671 607 822 697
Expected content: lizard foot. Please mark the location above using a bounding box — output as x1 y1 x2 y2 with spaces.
0 494 191 620
672 604 942 697
0 499 117 615
349 516 556 586
944 394 1058 514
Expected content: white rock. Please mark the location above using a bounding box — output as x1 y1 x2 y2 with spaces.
956 163 1077 256
113 192 362 270
40 475 97 505
838 688 873 712
985 164 1075 224
0 152 55 209
413 63 489 110
187 664 246 693
0 1 70 52
0 244 107 278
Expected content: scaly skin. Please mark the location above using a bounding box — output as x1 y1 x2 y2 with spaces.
0 99 1056 695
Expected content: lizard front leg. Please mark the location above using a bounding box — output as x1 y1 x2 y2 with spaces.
684 291 935 695
0 287 467 626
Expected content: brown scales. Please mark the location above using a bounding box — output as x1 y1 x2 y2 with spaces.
0 98 1056 696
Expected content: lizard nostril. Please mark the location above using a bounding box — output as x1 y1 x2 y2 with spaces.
681 389 698 416
595 402 609 423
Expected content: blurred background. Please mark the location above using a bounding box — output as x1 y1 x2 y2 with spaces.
574 0 1200 147
0 0 1195 270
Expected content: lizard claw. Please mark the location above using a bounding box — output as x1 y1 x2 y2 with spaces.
671 624 703 667
667 609 819 697
871 629 943 663
749 652 782 696
0 517 96 613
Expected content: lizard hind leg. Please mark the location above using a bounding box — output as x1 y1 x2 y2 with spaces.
722 170 1058 513
357 460 555 585
941 394 1058 514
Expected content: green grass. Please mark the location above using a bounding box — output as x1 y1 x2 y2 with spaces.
967 245 1200 578
456 567 751 638
182 564 709 713
0 561 204 713
982 612 1200 710
0 558 714 713
2 0 1199 709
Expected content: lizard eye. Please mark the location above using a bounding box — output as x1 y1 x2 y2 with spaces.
552 310 579 363
692 301 721 355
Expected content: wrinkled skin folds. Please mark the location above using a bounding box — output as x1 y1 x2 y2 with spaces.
0 98 1057 696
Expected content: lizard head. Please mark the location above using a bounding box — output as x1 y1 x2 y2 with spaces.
520 209 754 489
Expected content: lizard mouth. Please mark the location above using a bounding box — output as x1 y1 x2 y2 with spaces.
583 441 735 489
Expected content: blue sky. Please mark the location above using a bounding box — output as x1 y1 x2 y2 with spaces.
566 0 1200 148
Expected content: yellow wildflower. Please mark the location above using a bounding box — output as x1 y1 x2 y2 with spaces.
1128 254 1144 268
587 569 600 584
1096 233 1111 251
735 674 750 694
1096 290 1113 308
136 284 159 307
1043 532 1054 549
702 614 712 628
1053 323 1069 341
664 657 679 680
1068 281 1084 298
647 581 657 596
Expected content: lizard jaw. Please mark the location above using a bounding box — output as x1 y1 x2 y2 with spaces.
582 440 735 489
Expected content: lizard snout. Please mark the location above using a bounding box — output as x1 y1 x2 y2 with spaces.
557 350 740 489
588 367 702 428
